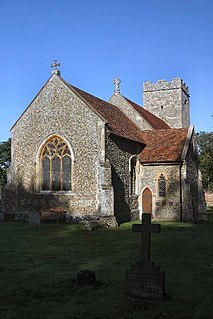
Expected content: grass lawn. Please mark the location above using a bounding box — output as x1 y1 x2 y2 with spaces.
0 214 212 319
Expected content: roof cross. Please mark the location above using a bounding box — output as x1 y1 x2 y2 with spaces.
113 77 121 94
132 213 161 262
51 60 61 75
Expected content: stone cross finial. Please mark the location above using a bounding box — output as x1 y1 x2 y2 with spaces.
51 60 61 75
113 77 121 94
132 213 161 262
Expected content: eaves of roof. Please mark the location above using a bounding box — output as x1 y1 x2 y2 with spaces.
139 127 190 163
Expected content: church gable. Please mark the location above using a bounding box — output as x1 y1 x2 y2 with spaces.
109 79 170 131
124 97 170 130
9 74 109 207
11 74 106 137
109 92 153 131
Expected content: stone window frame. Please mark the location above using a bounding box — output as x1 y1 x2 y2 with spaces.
156 172 168 198
36 134 75 193
129 155 138 195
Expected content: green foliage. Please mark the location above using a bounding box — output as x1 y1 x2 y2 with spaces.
196 131 213 191
0 138 11 186
0 218 213 319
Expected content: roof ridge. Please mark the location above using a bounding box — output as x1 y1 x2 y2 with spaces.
65 82 145 144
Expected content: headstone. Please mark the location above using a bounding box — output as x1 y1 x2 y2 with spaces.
28 211 41 229
0 212 4 220
125 213 165 299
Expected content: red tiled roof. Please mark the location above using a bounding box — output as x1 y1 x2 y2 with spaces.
68 84 144 144
124 97 170 129
139 128 189 163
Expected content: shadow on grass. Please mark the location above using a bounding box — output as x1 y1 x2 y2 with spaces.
0 215 212 319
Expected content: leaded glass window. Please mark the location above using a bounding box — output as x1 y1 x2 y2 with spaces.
158 174 166 197
40 136 72 191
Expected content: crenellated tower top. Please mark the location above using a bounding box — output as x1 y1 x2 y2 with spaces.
143 78 190 128
143 78 189 96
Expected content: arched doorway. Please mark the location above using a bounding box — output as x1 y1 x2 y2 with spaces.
142 188 152 214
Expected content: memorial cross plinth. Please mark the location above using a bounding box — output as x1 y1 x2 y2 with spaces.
125 213 165 299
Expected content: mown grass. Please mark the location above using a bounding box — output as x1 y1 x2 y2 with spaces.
0 214 212 319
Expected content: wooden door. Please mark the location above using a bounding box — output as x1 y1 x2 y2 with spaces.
142 188 152 214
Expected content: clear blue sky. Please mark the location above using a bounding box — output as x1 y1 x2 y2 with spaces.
0 0 213 141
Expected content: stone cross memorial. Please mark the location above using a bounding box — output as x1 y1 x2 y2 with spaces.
125 213 165 299
132 213 161 262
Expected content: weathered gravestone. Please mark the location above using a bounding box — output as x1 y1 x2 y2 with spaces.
125 213 165 299
28 211 41 229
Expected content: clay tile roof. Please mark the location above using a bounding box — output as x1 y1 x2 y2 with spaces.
139 128 189 163
124 97 170 129
68 84 144 144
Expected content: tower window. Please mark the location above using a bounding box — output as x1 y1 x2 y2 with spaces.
40 136 72 191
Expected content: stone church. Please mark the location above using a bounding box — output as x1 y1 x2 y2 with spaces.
2 62 206 225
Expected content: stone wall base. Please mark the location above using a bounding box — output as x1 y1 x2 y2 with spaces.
2 211 118 229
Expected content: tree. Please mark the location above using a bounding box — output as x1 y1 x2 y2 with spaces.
196 132 213 191
0 138 11 187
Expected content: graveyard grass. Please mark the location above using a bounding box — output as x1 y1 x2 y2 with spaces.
0 214 212 319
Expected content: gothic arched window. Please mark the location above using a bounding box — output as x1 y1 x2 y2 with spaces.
40 136 72 191
158 174 166 197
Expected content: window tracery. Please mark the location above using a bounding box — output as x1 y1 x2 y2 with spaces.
40 136 71 191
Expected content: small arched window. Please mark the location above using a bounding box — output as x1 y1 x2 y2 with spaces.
40 136 72 191
158 174 166 197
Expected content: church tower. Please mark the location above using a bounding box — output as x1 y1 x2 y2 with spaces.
143 78 190 128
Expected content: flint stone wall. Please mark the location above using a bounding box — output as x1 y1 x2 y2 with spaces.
139 164 181 221
185 138 198 217
183 136 207 221
3 75 113 218
105 133 143 223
